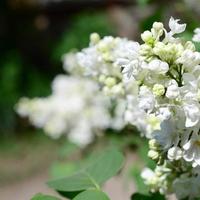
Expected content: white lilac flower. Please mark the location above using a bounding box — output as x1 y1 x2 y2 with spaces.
68 119 94 147
168 17 186 35
165 80 180 99
114 39 140 60
141 168 157 186
181 73 199 100
148 59 169 74
16 76 111 146
177 49 200 69
141 166 171 194
110 99 126 130
153 120 179 150
183 103 200 128
121 59 141 81
62 52 82 75
157 107 171 121
183 133 200 166
167 146 183 161
16 17 200 198
193 28 200 42
138 86 155 113
125 95 148 134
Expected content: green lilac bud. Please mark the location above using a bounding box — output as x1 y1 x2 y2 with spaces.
153 22 164 31
105 77 117 88
184 41 195 51
149 139 160 150
98 42 108 52
99 75 106 83
111 84 124 96
148 150 159 160
102 52 113 62
90 33 100 44
141 31 154 44
140 44 152 56
153 84 165 96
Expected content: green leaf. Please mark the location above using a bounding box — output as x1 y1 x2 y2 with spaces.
48 171 97 191
31 193 61 200
47 149 124 192
73 190 110 200
131 166 148 194
50 162 78 179
131 192 165 200
86 149 124 185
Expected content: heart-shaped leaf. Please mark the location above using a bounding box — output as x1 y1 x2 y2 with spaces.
48 149 124 192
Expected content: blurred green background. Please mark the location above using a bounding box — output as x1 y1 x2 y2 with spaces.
1 0 200 199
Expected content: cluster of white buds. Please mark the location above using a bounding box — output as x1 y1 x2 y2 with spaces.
62 17 200 199
16 16 200 199
16 76 112 147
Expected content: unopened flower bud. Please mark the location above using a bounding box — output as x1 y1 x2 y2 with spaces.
141 31 154 43
149 139 160 150
153 22 164 30
105 77 117 88
140 44 152 56
168 147 183 161
102 52 112 61
103 86 110 95
111 84 124 96
184 41 195 51
98 42 108 52
166 80 179 99
90 33 100 44
153 84 165 96
148 150 159 160
99 75 106 83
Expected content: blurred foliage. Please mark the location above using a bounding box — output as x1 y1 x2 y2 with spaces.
47 148 123 200
52 11 115 62
0 51 51 134
0 10 115 135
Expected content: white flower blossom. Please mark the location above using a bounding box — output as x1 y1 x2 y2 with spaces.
167 146 183 161
139 86 155 113
193 28 200 42
16 76 111 146
16 17 200 198
183 133 200 166
168 17 186 35
166 80 180 99
183 103 200 127
148 59 169 74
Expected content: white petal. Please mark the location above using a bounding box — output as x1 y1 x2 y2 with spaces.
169 17 186 34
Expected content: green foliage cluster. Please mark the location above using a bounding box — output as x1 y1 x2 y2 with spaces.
31 148 166 200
